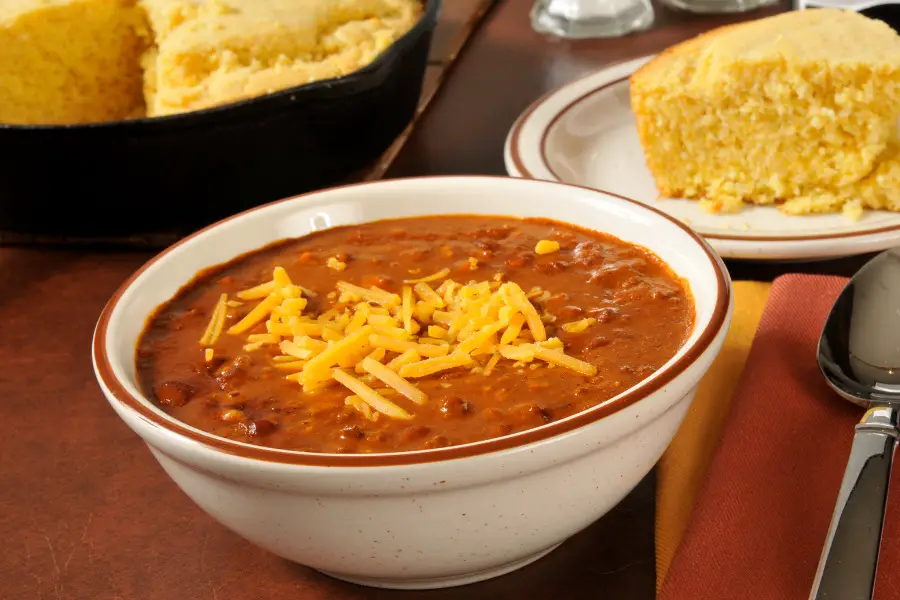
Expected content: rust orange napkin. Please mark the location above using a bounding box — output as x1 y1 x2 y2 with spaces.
657 274 900 599
656 281 771 587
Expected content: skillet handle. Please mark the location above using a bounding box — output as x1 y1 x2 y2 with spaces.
809 404 898 600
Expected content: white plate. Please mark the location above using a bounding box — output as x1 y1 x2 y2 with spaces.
504 55 900 261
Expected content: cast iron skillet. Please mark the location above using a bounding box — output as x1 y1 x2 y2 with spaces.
860 3 900 31
0 0 441 239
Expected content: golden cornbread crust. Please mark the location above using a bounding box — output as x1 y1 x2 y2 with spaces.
0 0 421 125
630 9 900 218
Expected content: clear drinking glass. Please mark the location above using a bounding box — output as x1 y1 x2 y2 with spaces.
660 0 777 14
531 0 654 39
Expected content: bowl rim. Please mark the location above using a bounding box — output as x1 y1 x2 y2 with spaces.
92 175 731 467
0 0 441 132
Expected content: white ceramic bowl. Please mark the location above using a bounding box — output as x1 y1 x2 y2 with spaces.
93 176 733 590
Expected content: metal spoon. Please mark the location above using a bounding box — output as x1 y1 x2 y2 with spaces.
812 248 900 600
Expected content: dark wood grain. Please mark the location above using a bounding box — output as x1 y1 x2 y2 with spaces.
3 1 874 599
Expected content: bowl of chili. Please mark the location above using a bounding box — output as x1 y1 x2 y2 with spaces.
93 175 732 589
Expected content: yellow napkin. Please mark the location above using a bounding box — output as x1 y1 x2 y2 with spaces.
655 281 773 591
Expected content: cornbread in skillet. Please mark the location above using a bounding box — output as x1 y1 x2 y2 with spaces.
139 0 422 116
0 0 421 124
0 0 148 125
135 216 694 454
630 9 900 217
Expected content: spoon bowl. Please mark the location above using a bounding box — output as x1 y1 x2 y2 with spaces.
820 248 900 406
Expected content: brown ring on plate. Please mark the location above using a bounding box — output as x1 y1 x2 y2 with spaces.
93 175 731 468
508 60 900 243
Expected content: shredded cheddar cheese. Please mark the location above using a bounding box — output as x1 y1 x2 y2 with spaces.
228 292 282 335
413 282 444 308
403 268 450 284
236 281 274 300
561 318 597 333
333 369 412 420
199 293 228 346
199 266 599 422
345 396 379 422
361 356 427 405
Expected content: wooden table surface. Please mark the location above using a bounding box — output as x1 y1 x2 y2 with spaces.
0 1 876 599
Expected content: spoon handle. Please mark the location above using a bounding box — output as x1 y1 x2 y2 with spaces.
809 404 898 600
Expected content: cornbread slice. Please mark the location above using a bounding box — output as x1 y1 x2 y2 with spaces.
630 9 900 215
139 0 422 117
0 0 148 125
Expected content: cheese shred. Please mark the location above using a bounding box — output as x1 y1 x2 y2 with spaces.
361 357 427 405
199 293 229 346
403 268 450 284
561 318 597 333
199 264 599 422
332 369 412 420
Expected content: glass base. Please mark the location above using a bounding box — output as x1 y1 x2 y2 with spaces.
531 0 654 39
661 0 777 14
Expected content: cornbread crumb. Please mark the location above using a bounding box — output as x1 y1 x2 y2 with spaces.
842 200 864 221
631 9 900 216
